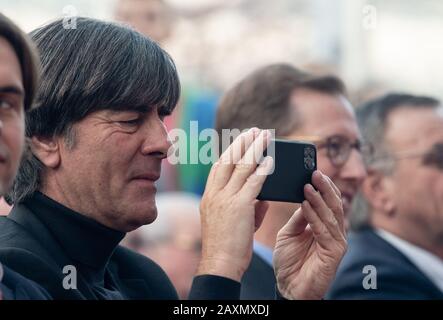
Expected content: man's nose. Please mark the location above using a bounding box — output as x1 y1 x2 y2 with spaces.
140 118 172 159
341 149 367 182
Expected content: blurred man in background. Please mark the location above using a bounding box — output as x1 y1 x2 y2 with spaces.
328 93 443 299
122 192 201 299
216 63 367 299
0 12 50 299
114 0 172 44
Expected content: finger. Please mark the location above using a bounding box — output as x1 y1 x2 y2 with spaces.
322 174 345 233
277 207 307 238
203 160 218 193
304 183 344 242
254 200 269 231
300 200 338 247
227 130 271 193
219 127 259 165
212 128 260 189
229 129 256 165
240 155 273 200
311 171 344 232
323 174 341 198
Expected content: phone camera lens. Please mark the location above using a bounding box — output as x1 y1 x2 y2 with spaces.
304 157 316 170
304 147 315 158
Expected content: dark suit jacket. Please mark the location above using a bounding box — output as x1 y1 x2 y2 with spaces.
240 252 276 300
0 265 51 300
0 203 178 300
327 227 443 299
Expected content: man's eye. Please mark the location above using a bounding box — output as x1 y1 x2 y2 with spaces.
329 142 342 151
119 118 141 125
0 99 12 110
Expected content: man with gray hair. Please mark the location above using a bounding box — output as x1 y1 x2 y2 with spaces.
328 93 443 299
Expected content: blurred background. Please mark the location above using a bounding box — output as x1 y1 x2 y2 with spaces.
2 0 441 197
1 0 442 297
2 0 443 100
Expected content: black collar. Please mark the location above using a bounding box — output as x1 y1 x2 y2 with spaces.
22 192 125 271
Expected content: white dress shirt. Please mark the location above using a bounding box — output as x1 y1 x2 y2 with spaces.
376 228 443 292
0 262 4 300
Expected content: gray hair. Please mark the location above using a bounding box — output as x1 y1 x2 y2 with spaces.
350 93 441 230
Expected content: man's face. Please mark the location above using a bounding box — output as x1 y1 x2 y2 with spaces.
53 107 172 232
285 88 367 222
115 0 171 43
0 37 25 195
382 107 443 241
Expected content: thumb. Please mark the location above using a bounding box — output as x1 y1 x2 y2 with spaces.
278 207 307 238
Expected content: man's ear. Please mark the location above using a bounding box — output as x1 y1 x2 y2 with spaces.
30 136 61 169
361 168 395 216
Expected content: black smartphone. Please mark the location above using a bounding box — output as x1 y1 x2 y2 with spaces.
257 139 317 203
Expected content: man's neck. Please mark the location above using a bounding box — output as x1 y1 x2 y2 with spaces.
39 181 102 227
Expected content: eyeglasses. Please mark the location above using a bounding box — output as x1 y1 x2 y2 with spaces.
284 134 373 168
382 142 443 170
316 135 373 167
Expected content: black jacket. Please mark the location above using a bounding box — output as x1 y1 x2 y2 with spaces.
327 227 443 299
240 252 276 300
0 264 51 300
0 192 239 300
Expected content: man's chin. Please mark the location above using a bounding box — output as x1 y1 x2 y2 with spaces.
133 203 158 224
122 210 157 232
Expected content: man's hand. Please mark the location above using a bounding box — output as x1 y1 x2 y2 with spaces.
197 128 273 282
273 171 347 300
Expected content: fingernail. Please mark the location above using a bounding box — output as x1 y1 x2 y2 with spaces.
313 170 322 180
262 155 270 164
306 184 315 193
257 156 273 176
